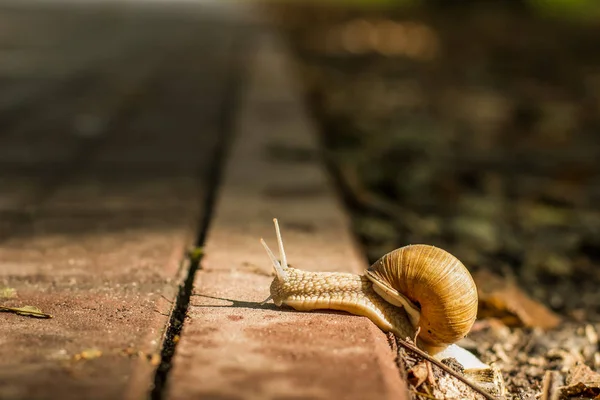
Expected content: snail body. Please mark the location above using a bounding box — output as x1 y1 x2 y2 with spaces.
269 268 415 340
261 219 478 358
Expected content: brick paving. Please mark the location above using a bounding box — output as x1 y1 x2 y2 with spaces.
1 3 409 400
0 3 241 400
165 35 407 400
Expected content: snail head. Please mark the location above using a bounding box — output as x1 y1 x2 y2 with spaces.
260 218 290 306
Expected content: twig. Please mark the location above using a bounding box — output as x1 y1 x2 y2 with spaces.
540 370 562 400
426 361 436 387
396 336 500 400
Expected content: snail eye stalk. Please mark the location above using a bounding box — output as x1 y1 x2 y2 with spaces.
273 218 288 270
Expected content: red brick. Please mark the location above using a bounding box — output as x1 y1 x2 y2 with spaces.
166 35 407 400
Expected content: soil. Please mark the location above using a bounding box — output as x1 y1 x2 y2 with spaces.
265 3 600 399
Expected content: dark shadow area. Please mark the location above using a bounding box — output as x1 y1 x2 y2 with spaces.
190 293 371 320
0 1 244 242
190 293 281 311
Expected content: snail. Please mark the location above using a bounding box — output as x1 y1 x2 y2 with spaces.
261 218 489 370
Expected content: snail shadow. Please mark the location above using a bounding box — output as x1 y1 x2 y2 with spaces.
190 293 280 311
189 293 347 317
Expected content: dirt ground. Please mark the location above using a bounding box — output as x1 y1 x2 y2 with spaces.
265 3 600 399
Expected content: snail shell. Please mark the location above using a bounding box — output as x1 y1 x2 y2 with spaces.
366 244 478 354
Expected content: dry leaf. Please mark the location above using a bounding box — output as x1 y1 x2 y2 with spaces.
0 305 52 319
474 270 561 329
562 382 600 399
568 362 600 385
407 361 429 388
562 363 600 398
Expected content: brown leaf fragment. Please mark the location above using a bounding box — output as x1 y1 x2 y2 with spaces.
408 361 430 388
474 270 560 329
562 382 600 399
567 363 600 386
562 363 600 399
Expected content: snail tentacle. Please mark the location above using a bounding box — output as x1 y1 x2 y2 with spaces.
273 218 288 270
260 238 288 281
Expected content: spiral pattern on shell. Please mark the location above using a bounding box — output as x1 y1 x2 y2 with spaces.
367 244 478 351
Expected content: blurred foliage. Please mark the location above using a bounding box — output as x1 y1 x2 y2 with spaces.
262 0 600 21
258 0 417 6
528 0 600 20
